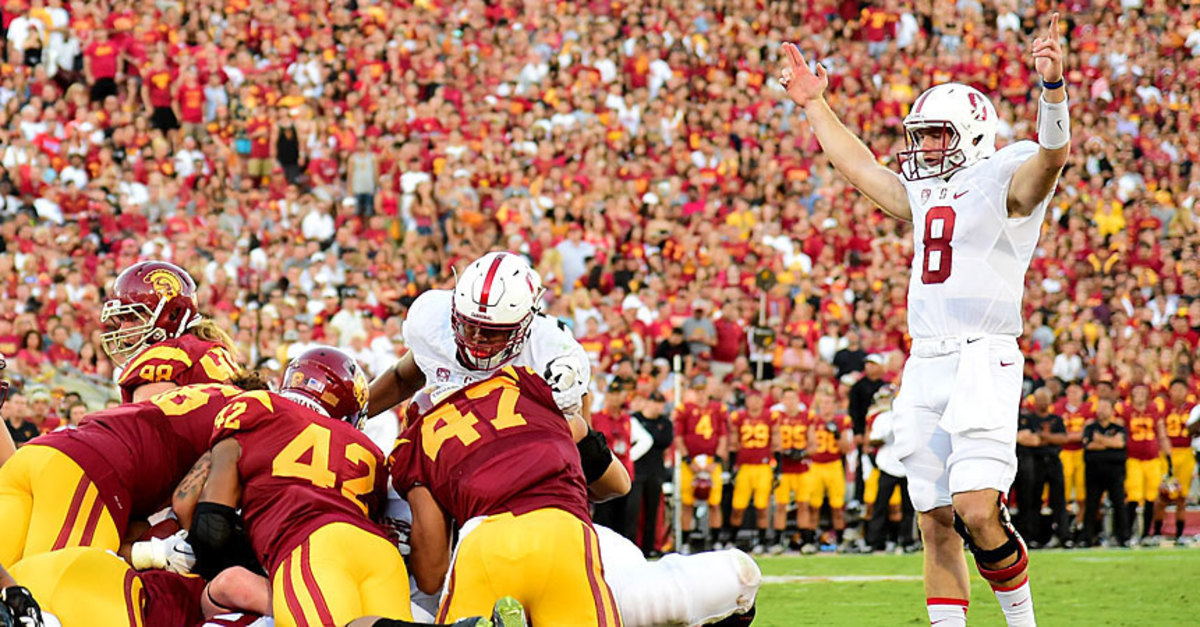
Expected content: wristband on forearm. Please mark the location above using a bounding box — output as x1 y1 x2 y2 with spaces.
1037 92 1070 150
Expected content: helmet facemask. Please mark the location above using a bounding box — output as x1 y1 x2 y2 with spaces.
100 297 172 364
451 307 535 371
899 122 966 181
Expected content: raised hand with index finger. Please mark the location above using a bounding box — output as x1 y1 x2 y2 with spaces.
1031 12 1065 85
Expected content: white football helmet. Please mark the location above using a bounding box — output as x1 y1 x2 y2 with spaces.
899 82 998 181
452 252 544 371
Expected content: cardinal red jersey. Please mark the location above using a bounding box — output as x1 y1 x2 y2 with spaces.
34 383 244 534
776 408 810 473
140 570 206 626
591 409 633 476
675 401 728 458
1165 400 1195 448
210 391 388 574
731 408 777 465
810 412 852 464
389 366 591 525
1055 399 1094 452
118 335 240 403
1118 399 1166 461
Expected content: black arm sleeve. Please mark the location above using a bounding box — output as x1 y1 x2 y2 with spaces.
577 428 615 484
190 502 265 580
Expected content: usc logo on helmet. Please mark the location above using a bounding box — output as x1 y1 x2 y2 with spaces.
145 269 184 299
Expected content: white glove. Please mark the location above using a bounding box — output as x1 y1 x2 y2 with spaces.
130 530 196 574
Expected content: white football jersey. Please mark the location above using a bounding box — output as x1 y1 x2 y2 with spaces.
900 141 1050 340
402 289 591 413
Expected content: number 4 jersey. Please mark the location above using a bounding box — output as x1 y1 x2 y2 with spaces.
900 141 1051 340
210 391 389 574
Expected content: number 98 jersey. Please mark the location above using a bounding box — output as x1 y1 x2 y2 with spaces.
210 391 388 574
900 141 1051 340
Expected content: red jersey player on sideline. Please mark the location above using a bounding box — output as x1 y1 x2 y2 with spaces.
728 391 778 552
674 383 730 548
390 366 622 626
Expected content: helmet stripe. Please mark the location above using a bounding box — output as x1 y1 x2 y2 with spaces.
913 90 931 114
477 255 506 313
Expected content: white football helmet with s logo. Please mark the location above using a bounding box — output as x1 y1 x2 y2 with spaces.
452 252 545 371
899 82 998 181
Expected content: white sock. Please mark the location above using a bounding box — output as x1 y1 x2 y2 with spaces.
993 579 1036 626
926 598 968 626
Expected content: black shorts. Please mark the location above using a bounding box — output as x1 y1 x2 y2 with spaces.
90 77 118 102
150 106 179 132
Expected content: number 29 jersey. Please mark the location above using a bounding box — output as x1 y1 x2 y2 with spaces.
210 391 388 575
900 141 1051 340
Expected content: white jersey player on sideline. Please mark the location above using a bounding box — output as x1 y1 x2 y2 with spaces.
778 12 1071 627
368 251 761 626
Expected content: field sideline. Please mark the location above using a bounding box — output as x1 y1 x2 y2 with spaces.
751 547 1199 625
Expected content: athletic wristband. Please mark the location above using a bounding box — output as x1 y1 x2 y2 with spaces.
577 429 614 484
1041 78 1064 90
1036 92 1070 150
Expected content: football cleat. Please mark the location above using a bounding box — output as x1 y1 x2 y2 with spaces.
490 596 527 627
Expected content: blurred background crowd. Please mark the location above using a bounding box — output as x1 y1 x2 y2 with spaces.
1 0 1199 553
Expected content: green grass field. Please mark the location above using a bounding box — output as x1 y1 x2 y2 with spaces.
751 548 1200 625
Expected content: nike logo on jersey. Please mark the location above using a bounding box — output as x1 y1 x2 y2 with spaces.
1056 120 1065 132
1000 361 1015 367
966 337 983 344
953 190 969 199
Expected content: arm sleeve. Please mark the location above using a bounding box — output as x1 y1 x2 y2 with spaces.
629 418 653 462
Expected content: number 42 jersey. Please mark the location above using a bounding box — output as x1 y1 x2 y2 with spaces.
210 391 388 575
900 141 1052 340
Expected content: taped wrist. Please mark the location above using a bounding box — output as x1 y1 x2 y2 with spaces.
1037 93 1070 150
577 429 614 484
190 502 262 580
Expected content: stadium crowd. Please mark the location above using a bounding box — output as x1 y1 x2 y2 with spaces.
2 0 1200 554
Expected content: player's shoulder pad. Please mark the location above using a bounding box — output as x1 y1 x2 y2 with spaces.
212 390 277 436
405 290 451 328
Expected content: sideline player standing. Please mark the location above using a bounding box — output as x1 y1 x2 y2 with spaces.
779 12 1070 627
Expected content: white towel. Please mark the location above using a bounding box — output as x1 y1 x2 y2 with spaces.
939 337 1010 440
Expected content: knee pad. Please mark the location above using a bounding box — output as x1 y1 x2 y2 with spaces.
953 498 1028 584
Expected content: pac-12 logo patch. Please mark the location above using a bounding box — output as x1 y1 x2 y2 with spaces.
436 367 451 382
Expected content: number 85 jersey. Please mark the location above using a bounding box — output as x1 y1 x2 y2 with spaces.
210 391 389 575
901 141 1051 340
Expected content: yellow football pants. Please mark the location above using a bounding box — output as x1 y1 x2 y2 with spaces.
439 508 622 626
0 445 120 565
272 522 412 627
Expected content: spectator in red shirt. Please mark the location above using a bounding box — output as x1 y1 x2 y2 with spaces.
83 28 119 102
711 301 748 382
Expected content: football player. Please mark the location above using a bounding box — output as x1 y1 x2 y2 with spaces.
728 390 778 553
100 261 242 404
1153 379 1193 541
367 251 629 501
771 387 813 553
805 390 853 549
779 11 1069 625
1054 382 1092 536
391 366 621 625
191 346 416 626
0 377 261 566
1118 382 1171 543
675 383 731 549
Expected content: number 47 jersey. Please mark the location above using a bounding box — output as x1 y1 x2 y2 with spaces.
901 141 1052 340
210 391 389 575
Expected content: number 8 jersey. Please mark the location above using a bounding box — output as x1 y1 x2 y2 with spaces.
900 141 1051 340
210 390 389 574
